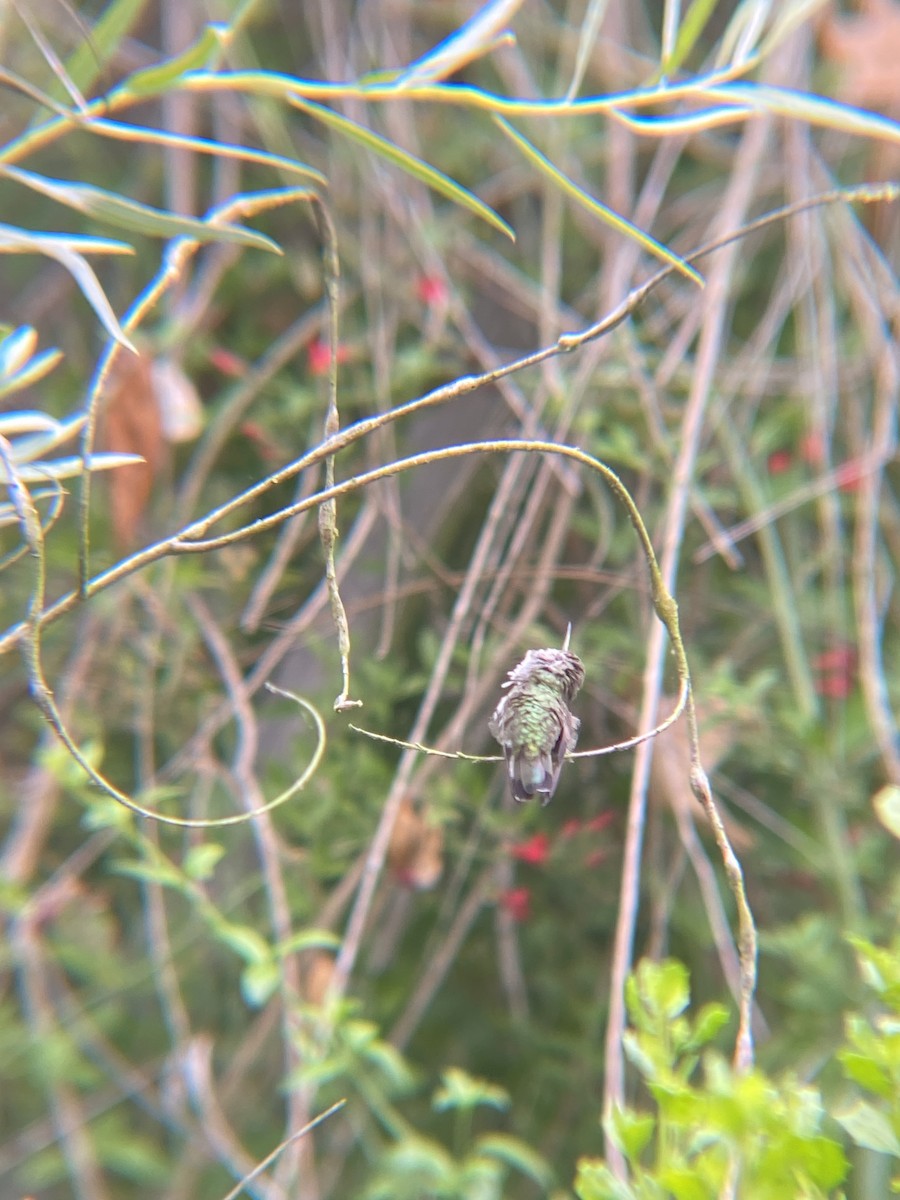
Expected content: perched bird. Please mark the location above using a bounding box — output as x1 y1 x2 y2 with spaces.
489 646 585 804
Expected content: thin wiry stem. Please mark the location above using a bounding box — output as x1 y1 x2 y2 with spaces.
348 677 688 760
219 1102 347 1200
602 107 769 1171
311 197 361 711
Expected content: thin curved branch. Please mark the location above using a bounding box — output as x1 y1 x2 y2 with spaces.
347 676 689 761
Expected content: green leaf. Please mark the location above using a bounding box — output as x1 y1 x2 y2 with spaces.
608 1105 655 1162
2 165 282 253
290 1055 345 1089
40 738 105 792
474 1134 552 1187
241 958 281 1007
110 858 182 889
629 958 691 1022
290 96 515 242
874 785 900 840
794 1135 848 1188
81 795 135 832
690 1003 731 1048
359 1036 416 1093
182 843 226 880
840 1049 893 1098
433 1067 509 1113
649 958 691 1019
622 1030 659 1080
575 1157 638 1200
649 1080 703 1124
658 1165 710 1200
121 24 227 96
493 117 703 286
380 1135 455 1182
848 935 900 1001
275 928 341 957
836 1101 900 1157
457 1154 502 1199
215 922 271 964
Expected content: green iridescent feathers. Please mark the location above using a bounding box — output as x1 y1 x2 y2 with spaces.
489 648 585 804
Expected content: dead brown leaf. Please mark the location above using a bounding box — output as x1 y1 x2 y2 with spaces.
820 0 900 111
387 796 444 890
302 950 335 1006
97 351 166 547
818 0 900 244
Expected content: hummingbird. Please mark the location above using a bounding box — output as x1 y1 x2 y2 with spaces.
489 641 585 804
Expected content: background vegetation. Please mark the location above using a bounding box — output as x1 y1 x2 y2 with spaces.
1 1 899 1197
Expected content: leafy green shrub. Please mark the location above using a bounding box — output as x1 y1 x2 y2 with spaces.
837 933 900 1188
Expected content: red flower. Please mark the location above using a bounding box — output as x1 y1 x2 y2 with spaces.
509 832 551 865
239 421 281 462
767 449 792 475
209 347 248 377
416 274 449 306
583 849 608 870
812 646 856 674
813 644 856 699
585 812 615 834
498 887 531 922
836 459 864 493
800 432 826 467
816 673 854 699
560 818 583 838
307 337 351 376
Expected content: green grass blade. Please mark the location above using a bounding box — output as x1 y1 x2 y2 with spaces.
703 82 900 141
661 0 722 77
5 453 146 484
0 224 135 349
755 0 830 60
291 96 515 241
10 415 88 463
89 118 325 183
393 0 525 88
494 116 703 285
2 165 282 253
122 24 228 96
565 0 613 101
62 0 150 100
0 349 64 401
